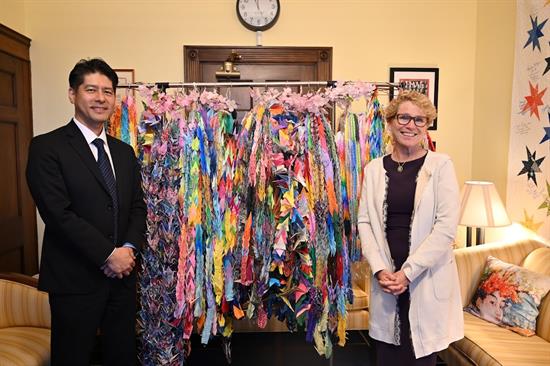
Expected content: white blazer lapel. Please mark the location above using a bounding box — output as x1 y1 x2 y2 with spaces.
414 152 434 213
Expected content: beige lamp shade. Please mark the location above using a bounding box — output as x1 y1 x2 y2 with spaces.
459 181 511 228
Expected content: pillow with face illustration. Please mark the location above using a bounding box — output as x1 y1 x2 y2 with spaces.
465 255 550 336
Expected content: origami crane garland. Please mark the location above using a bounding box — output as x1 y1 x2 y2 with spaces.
108 94 138 152
137 84 385 365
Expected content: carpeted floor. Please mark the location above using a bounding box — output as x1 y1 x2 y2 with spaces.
93 330 448 365
185 331 375 366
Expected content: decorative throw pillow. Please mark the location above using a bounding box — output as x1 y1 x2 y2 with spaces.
464 255 550 336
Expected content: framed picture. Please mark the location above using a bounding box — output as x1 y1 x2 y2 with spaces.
114 69 134 101
389 67 439 130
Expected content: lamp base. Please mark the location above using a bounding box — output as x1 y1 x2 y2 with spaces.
476 227 485 245
465 226 486 247
466 227 473 247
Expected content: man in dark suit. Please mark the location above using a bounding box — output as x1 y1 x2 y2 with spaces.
26 58 146 366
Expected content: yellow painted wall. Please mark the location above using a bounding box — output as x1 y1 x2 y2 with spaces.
1 0 26 34
472 0 515 199
452 0 516 246
24 0 478 186
3 0 518 248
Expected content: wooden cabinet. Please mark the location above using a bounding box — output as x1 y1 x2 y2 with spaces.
184 45 332 121
0 24 37 274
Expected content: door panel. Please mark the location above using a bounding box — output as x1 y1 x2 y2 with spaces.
0 69 16 106
201 63 316 115
0 123 19 216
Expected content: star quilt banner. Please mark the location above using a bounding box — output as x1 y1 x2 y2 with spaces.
507 0 550 238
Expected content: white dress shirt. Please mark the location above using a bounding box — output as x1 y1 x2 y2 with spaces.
73 118 116 178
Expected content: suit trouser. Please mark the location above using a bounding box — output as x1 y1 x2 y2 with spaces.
49 277 136 366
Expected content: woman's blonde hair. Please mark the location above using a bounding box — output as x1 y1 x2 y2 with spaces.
384 90 437 127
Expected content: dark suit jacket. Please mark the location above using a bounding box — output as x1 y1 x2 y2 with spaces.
26 120 146 294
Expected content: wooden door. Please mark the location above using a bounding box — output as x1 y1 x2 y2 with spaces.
0 24 37 274
184 46 332 120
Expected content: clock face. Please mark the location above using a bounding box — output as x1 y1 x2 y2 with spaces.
236 0 280 31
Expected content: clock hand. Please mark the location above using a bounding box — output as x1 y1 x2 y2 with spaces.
255 0 260 10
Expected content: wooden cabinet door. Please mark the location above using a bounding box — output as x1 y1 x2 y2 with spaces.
184 46 332 121
0 24 37 274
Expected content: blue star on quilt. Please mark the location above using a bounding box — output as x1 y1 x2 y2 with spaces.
544 53 550 75
540 126 550 144
541 113 550 144
542 46 550 76
524 15 548 51
518 146 545 185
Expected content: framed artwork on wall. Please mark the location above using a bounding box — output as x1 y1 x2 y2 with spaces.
389 67 439 130
114 69 134 101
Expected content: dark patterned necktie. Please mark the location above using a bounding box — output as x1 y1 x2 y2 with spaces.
92 138 118 243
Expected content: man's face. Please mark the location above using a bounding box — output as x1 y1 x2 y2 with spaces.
69 72 115 131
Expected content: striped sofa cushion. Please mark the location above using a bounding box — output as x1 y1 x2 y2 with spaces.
346 308 369 331
348 286 368 311
453 312 550 366
0 280 50 329
0 327 50 366
523 247 550 342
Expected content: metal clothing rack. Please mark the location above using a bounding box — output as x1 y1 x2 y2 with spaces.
118 80 403 92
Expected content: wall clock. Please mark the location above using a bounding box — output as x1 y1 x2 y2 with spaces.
236 0 280 32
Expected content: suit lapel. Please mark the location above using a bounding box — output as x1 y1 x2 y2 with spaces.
65 120 112 196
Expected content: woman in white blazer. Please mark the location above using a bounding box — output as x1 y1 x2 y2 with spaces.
358 91 463 365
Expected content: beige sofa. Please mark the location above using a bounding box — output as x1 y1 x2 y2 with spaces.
0 273 51 366
439 238 550 366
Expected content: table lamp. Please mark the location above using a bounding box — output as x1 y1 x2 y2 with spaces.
458 181 511 246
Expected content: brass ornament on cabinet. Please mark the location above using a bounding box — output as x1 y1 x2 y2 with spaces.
215 50 242 79
188 49 198 60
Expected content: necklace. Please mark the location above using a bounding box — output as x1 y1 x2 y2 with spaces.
397 160 406 172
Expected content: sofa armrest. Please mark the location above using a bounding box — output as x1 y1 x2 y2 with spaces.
0 272 39 287
522 247 550 342
0 272 50 329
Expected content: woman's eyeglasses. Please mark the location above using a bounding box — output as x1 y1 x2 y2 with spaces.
395 113 428 127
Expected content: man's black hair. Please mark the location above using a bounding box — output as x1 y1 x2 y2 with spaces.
68 58 118 90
